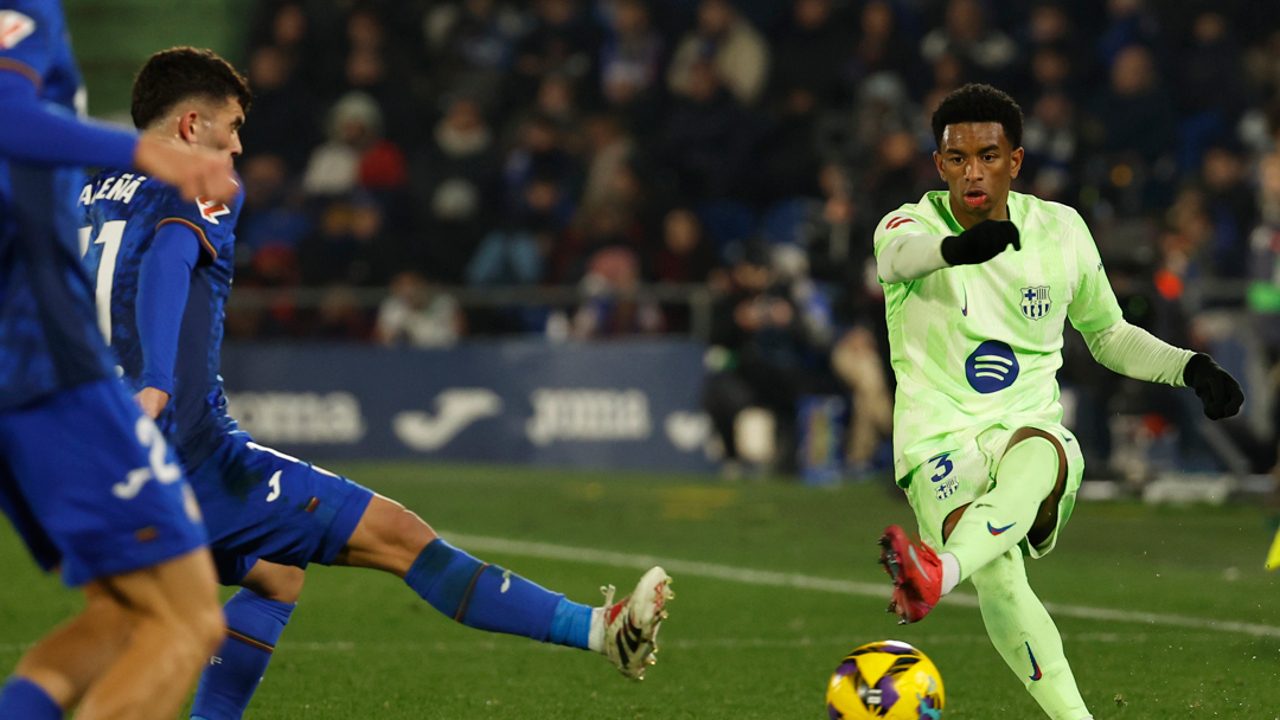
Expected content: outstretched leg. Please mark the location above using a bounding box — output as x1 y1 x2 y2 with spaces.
334 494 673 678
969 549 1091 720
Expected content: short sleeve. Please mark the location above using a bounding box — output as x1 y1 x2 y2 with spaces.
1065 210 1123 334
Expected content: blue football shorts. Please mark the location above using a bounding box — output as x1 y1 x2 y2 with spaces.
0 379 208 587
186 432 374 585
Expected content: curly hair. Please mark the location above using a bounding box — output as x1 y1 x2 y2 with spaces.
131 47 251 129
931 83 1023 149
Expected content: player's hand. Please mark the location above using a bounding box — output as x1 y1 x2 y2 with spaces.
1183 353 1244 420
135 387 172 419
940 219 1021 266
133 135 237 203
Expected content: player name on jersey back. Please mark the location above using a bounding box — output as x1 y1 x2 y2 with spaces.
79 173 148 207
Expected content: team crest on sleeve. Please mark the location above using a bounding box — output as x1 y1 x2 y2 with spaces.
885 216 915 230
1019 285 1051 320
0 11 36 49
196 197 231 225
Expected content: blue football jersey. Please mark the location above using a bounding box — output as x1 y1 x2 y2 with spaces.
0 0 113 409
82 171 244 468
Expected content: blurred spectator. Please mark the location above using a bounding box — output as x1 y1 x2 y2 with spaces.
1021 90 1078 202
1096 0 1162 70
341 8 417 149
503 114 578 215
920 0 1017 82
409 95 500 277
299 195 398 287
848 0 921 95
1174 11 1247 171
597 0 665 120
701 241 834 475
769 0 850 111
376 272 464 347
1199 141 1258 277
238 154 312 258
578 114 636 216
668 0 771 106
1082 44 1176 212
571 245 663 338
467 174 570 286
661 61 758 201
830 326 892 470
425 0 526 108
513 0 598 98
240 45 319 172
654 208 715 331
313 285 371 341
302 91 406 196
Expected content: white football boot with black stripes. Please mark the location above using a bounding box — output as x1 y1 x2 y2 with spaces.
601 566 674 679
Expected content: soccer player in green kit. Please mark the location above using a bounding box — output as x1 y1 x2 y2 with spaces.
875 84 1244 719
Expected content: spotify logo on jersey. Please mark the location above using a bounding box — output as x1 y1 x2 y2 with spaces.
965 340 1020 393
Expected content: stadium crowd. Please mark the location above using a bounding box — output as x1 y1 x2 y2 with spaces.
229 0 1280 475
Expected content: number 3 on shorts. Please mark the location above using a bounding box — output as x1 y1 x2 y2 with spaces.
927 453 953 482
927 452 959 501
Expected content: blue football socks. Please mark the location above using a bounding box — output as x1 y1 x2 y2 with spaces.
404 539 592 649
191 589 295 720
0 677 61 719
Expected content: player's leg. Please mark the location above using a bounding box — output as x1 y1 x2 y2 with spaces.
0 380 219 719
0 582 133 718
74 548 225 720
969 548 1092 720
191 559 302 720
334 495 602 647
937 426 1067 590
334 494 674 678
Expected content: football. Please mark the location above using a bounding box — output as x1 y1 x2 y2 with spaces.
825 640 945 719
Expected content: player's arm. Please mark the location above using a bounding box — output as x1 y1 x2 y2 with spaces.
875 213 1020 284
0 69 137 168
134 222 200 418
1067 213 1243 419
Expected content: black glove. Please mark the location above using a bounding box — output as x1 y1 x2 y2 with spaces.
940 219 1021 266
1183 353 1244 420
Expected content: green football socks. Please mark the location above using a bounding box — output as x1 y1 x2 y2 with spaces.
970 550 1091 719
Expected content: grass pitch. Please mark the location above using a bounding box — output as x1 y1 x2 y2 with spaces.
2 462 1278 718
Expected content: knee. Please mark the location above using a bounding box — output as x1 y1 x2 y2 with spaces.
381 503 435 556
187 601 228 658
248 563 306 604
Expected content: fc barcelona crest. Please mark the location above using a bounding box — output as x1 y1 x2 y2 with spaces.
1020 286 1051 320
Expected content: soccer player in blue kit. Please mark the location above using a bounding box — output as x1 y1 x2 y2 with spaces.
81 47 675 719
0 2 241 719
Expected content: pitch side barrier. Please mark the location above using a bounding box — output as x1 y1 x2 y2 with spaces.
220 340 717 472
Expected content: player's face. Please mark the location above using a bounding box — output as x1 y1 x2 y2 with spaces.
933 122 1023 228
192 97 245 160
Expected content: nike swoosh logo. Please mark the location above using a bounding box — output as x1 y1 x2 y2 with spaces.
907 545 933 583
961 287 968 316
1026 641 1043 681
988 521 1016 536
499 569 512 593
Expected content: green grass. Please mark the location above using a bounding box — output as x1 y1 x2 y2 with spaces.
2 462 1279 718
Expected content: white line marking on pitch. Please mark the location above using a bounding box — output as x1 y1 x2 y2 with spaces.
445 531 1280 640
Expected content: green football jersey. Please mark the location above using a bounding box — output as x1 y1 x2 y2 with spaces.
875 190 1123 482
